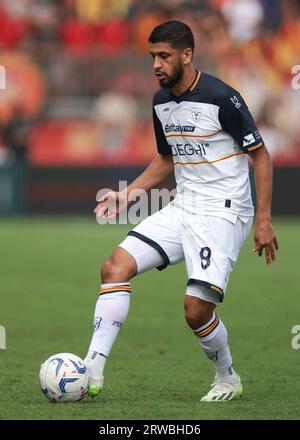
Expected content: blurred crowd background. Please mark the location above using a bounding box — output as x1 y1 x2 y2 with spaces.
0 0 299 214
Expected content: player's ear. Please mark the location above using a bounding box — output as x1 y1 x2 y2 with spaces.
182 48 193 65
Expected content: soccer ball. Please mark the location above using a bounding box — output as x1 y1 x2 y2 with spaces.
39 353 89 403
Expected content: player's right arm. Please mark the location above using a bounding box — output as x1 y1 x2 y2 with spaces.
95 94 173 219
94 153 173 219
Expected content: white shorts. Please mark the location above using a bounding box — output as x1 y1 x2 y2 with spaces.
119 203 252 305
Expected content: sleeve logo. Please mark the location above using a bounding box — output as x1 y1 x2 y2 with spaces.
230 95 241 109
243 133 255 146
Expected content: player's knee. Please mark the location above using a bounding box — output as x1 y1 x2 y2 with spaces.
101 259 114 282
101 258 127 283
101 250 137 283
184 296 215 329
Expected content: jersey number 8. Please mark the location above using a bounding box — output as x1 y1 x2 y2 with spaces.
199 247 211 270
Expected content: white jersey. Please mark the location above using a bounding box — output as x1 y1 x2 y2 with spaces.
153 71 264 220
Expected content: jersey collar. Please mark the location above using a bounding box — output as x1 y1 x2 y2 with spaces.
189 70 201 91
169 69 202 101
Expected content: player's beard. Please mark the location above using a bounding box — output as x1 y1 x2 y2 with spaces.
158 63 184 89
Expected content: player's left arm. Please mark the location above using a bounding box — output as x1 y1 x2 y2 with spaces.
248 146 279 265
219 91 279 265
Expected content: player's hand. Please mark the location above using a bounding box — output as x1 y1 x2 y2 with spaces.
253 220 279 265
94 190 129 219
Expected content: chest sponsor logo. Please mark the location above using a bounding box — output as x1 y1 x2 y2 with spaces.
192 108 202 123
243 133 255 147
165 124 196 134
169 142 209 157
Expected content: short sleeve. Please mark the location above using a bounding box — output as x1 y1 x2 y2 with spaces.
153 107 172 155
218 92 264 153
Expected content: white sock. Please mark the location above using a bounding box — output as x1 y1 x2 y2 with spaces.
84 351 107 382
85 282 131 382
193 312 238 381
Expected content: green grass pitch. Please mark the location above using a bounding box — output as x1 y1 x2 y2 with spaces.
0 216 299 420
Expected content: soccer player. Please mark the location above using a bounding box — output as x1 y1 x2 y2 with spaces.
84 20 279 401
